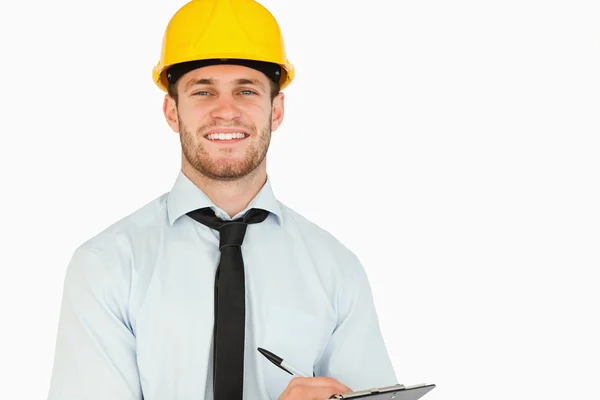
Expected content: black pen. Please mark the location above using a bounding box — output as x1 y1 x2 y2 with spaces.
257 347 309 377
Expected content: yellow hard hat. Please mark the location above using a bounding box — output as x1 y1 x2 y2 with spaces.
152 0 294 92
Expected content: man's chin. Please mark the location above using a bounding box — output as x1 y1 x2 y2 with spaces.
198 165 256 181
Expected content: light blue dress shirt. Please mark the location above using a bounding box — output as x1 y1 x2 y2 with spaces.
47 171 397 399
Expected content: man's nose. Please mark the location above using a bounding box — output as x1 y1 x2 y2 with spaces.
210 96 242 121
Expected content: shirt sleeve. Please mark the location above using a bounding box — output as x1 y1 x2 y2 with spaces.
314 255 397 391
47 247 143 400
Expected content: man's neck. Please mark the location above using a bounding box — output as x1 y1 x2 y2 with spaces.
182 163 267 219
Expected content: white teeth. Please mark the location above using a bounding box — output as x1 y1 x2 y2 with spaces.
207 132 246 140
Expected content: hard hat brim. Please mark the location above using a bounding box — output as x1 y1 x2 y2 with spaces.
165 59 283 88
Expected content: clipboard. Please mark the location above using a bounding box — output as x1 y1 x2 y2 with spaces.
328 383 436 399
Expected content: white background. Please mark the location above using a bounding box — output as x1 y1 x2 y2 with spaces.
1 0 599 399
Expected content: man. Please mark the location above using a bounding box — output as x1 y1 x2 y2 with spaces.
47 0 397 399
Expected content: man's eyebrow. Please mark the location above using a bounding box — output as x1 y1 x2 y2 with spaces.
235 78 266 90
184 78 215 92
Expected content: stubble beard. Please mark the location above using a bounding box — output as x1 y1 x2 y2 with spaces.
179 112 272 182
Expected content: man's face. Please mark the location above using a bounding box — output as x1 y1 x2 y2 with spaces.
163 64 284 181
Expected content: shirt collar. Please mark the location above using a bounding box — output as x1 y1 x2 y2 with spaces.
166 170 283 226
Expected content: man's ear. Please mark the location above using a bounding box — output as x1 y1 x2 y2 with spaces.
271 92 285 132
163 94 179 133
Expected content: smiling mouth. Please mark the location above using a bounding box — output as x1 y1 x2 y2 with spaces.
204 132 249 141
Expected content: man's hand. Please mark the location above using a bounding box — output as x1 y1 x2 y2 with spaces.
278 377 352 400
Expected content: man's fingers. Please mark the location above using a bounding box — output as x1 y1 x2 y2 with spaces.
278 376 353 399
286 376 351 394
284 383 344 400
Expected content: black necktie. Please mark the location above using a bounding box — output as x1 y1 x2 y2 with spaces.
186 207 269 400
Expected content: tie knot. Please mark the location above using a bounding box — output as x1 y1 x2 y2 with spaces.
219 221 248 248
187 207 269 249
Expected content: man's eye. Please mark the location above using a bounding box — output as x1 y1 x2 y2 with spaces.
240 90 256 95
193 91 210 96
